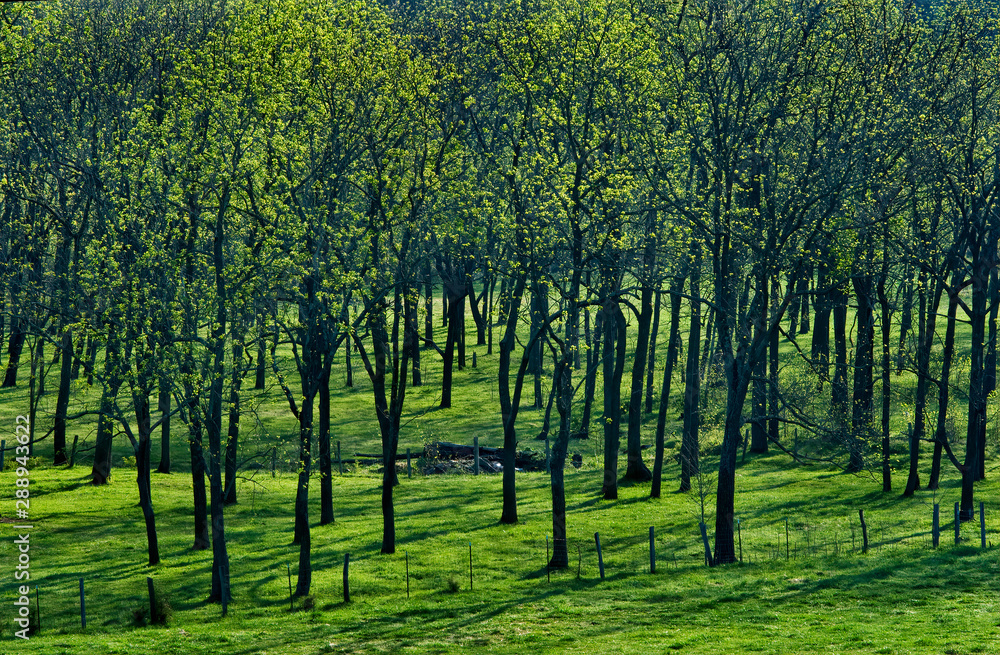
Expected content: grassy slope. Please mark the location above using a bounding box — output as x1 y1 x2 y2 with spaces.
0 454 998 654
1 292 998 653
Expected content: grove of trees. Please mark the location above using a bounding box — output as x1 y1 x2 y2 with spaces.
1 0 998 597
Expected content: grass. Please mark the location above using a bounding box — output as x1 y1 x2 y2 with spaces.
1 291 998 653
1 449 999 654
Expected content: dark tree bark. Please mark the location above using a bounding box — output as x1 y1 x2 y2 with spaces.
811 257 831 373
53 329 73 466
929 275 960 490
624 274 654 483
680 254 702 493
877 266 892 492
319 360 334 525
223 340 243 505
651 274 684 498
645 290 662 414
904 271 942 496
602 301 626 499
750 268 768 453
156 374 171 473
499 274 529 524
831 279 849 411
850 272 876 473
92 337 121 485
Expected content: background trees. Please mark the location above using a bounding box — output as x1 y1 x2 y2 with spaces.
3 0 1000 587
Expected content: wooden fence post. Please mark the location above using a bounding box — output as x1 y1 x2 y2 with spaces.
594 532 605 579
859 509 869 553
474 437 480 476
343 553 351 603
79 578 86 629
147 577 157 625
933 504 940 548
700 522 713 566
954 502 960 544
649 526 656 574
980 501 986 548
406 448 412 478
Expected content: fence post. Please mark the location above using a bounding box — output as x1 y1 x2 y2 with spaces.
406 448 412 478
859 509 869 554
271 446 277 478
594 532 605 579
79 578 86 629
933 503 940 548
147 577 157 625
980 501 986 548
287 564 293 611
469 541 474 591
737 519 743 564
700 522 713 566
649 526 656 574
474 437 480 476
343 553 351 603
954 502 961 545
546 536 550 583
405 552 410 599
545 438 551 474
1 439 5 472
785 518 790 560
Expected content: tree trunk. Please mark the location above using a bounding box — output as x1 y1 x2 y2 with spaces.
319 362 334 525
156 374 171 473
651 275 684 498
189 413 210 551
548 354 573 568
53 328 72 465
962 255 989 520
602 302 626 499
904 272 942 496
680 255 702 493
92 339 121 485
929 276 960 490
135 422 160 566
877 270 892 492
624 282 654 482
850 273 875 473
293 392 313 594
645 290 662 414
223 340 242 505
831 280 849 410
750 270 768 453
499 274 528 524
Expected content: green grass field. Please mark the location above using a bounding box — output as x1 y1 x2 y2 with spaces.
2 296 999 654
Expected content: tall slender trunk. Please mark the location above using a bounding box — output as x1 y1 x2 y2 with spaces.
645 290 662 414
53 329 73 465
602 302 626 499
850 273 875 473
319 361 334 525
223 340 242 505
904 272 942 496
499 274 528 524
680 252 702 492
929 276 960 490
831 280 849 410
877 270 892 492
652 275 684 498
624 276 654 482
156 374 171 473
962 253 989 520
